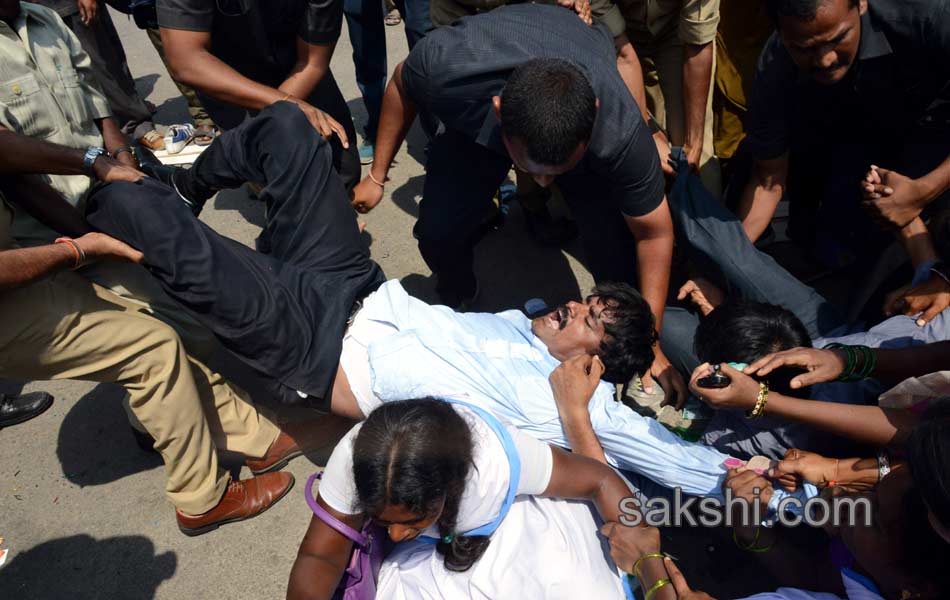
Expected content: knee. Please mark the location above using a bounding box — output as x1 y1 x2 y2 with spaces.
256 101 330 156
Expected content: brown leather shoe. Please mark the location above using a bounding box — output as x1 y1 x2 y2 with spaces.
176 472 294 536
246 417 353 475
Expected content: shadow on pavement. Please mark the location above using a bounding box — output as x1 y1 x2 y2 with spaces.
56 384 162 487
0 534 176 599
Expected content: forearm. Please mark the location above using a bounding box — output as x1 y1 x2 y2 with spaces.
765 393 918 446
614 36 649 122
162 38 286 111
738 157 787 242
0 130 88 176
629 206 674 331
0 244 76 289
682 42 713 155
0 175 91 237
917 153 950 209
279 39 334 100
370 63 417 181
557 406 608 464
286 555 345 600
873 342 950 383
95 117 128 156
897 217 938 268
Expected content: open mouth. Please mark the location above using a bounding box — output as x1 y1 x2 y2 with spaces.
546 305 569 330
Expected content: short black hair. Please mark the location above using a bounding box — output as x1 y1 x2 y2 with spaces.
693 301 812 395
500 58 596 166
590 282 657 384
766 0 859 21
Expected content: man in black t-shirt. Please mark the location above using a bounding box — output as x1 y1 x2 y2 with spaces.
736 0 950 272
156 0 361 189
350 5 687 406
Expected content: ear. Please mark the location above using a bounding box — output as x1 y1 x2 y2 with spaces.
492 95 502 120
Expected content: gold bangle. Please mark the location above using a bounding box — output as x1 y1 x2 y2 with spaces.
732 528 774 553
367 171 388 188
644 578 671 600
747 382 769 419
631 552 665 578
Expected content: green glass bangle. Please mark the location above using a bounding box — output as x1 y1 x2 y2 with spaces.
644 578 672 600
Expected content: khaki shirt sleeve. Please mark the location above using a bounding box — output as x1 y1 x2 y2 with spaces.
591 0 627 39
57 13 112 120
679 0 719 46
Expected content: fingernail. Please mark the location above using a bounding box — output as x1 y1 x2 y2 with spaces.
884 188 893 194
916 318 926 327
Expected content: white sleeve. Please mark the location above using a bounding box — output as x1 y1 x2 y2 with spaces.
316 425 363 516
508 425 554 496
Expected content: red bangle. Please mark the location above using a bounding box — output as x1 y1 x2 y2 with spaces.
55 238 85 269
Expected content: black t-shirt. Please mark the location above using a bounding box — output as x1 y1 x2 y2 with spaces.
401 3 665 218
745 0 950 160
157 0 342 84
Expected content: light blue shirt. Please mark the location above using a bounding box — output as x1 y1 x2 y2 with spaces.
361 280 811 506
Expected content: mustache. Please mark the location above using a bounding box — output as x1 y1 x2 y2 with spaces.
556 305 569 330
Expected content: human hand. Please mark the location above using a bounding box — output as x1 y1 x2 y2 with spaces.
884 273 950 326
598 522 660 575
771 448 837 491
289 99 349 148
648 347 688 410
683 143 702 175
557 0 592 25
665 558 717 600
78 0 98 24
350 175 385 214
653 130 675 177
861 165 926 229
92 155 145 183
688 362 760 411
744 347 845 389
723 468 773 524
69 232 144 264
550 355 604 416
676 277 723 316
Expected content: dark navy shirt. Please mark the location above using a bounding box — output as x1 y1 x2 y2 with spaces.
745 0 950 160
402 3 665 217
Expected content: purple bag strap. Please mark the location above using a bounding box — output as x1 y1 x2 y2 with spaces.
306 472 368 546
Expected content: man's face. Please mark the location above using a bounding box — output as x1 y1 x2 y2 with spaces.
500 134 587 188
777 0 866 85
0 0 20 22
532 296 610 362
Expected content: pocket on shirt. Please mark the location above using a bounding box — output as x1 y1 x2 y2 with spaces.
0 74 57 139
56 67 93 127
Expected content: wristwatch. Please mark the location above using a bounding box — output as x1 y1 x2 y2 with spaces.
83 146 107 177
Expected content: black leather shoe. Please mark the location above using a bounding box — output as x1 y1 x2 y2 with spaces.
0 391 54 429
139 163 208 216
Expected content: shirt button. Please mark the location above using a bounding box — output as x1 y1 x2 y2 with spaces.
12 84 21 95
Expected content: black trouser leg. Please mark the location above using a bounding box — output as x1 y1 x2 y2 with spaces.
415 129 511 305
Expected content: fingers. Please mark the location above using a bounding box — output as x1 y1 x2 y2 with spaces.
599 522 617 537
917 300 945 327
640 371 654 394
664 557 691 596
744 351 795 377
590 355 605 379
324 114 349 148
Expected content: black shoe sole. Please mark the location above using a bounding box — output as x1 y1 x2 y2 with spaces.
0 393 54 429
177 474 296 537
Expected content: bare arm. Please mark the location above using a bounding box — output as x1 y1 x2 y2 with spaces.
681 42 713 172
550 355 609 464
279 38 336 100
0 176 90 238
738 154 788 242
543 448 675 600
95 117 135 167
351 62 418 212
614 35 648 122
287 498 361 600
0 232 144 290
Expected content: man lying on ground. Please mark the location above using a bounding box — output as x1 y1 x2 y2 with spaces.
86 104 811 510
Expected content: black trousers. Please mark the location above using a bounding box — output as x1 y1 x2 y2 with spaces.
417 128 638 304
199 70 361 192
86 103 385 406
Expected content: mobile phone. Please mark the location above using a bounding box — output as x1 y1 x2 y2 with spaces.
697 364 731 388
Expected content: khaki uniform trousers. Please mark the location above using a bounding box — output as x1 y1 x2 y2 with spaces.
635 34 721 197
0 270 279 515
